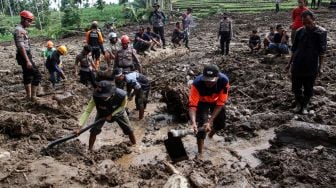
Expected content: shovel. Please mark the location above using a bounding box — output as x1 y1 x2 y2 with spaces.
164 129 197 163
45 119 105 149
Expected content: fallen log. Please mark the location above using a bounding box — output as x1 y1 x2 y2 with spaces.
275 121 336 146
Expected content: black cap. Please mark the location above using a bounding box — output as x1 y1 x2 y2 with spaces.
153 3 160 7
93 81 116 98
113 68 123 77
202 64 219 82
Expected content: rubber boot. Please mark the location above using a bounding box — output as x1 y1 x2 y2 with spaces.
197 139 205 154
88 133 97 151
24 84 32 100
128 132 136 145
139 107 145 120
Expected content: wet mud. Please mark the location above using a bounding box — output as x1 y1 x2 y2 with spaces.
0 9 336 187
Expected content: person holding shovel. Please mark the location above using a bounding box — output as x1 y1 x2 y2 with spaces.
188 64 230 155
75 80 136 150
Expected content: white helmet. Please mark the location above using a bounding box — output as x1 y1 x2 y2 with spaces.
109 32 117 39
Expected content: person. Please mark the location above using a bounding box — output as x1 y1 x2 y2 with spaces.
218 14 233 55
317 0 321 8
13 10 42 101
290 0 309 45
275 0 281 12
75 80 136 150
182 8 193 49
263 27 275 49
189 64 229 155
114 35 142 74
133 27 153 53
286 10 327 114
42 41 56 61
86 21 104 70
108 31 120 56
146 27 161 49
171 22 184 47
114 68 150 120
149 3 166 48
103 31 120 70
46 45 67 88
75 45 97 88
248 30 261 53
311 0 317 8
268 24 289 56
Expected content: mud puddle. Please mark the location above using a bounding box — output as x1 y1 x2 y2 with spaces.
229 128 275 168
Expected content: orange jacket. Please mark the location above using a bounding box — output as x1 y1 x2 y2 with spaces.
86 29 104 46
189 73 229 111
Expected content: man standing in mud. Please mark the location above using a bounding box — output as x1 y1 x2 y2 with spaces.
286 10 327 114
189 64 229 155
114 35 142 74
218 13 233 55
149 3 166 48
75 81 136 150
13 10 42 101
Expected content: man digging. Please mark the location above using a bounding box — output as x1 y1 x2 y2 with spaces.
75 81 136 150
189 64 230 155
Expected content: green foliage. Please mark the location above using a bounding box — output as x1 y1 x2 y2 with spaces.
95 0 106 12
0 14 13 35
61 6 81 28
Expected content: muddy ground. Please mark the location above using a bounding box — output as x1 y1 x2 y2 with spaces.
0 9 336 187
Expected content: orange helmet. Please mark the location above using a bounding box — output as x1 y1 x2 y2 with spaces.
46 41 54 48
121 35 130 44
19 10 34 20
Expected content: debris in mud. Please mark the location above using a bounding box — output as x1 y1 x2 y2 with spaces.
161 84 189 121
0 111 49 137
254 121 336 187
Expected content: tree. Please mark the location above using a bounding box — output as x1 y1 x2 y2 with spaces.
96 0 105 12
61 6 81 28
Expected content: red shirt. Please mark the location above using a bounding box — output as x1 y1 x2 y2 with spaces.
291 6 309 30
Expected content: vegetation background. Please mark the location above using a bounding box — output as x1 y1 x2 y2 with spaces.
0 0 308 42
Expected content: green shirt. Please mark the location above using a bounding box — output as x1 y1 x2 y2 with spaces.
79 96 128 127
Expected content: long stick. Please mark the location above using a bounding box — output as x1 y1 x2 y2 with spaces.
46 119 104 148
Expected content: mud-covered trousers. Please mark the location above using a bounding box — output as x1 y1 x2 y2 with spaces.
291 74 317 107
90 110 133 136
16 51 42 86
196 102 226 139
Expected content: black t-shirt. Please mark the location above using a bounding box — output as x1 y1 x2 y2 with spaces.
135 32 151 42
291 26 327 76
249 35 261 45
273 33 289 44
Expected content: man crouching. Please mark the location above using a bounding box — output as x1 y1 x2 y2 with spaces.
75 81 136 150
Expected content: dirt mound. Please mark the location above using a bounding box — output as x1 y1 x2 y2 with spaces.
254 121 336 187
0 111 50 137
